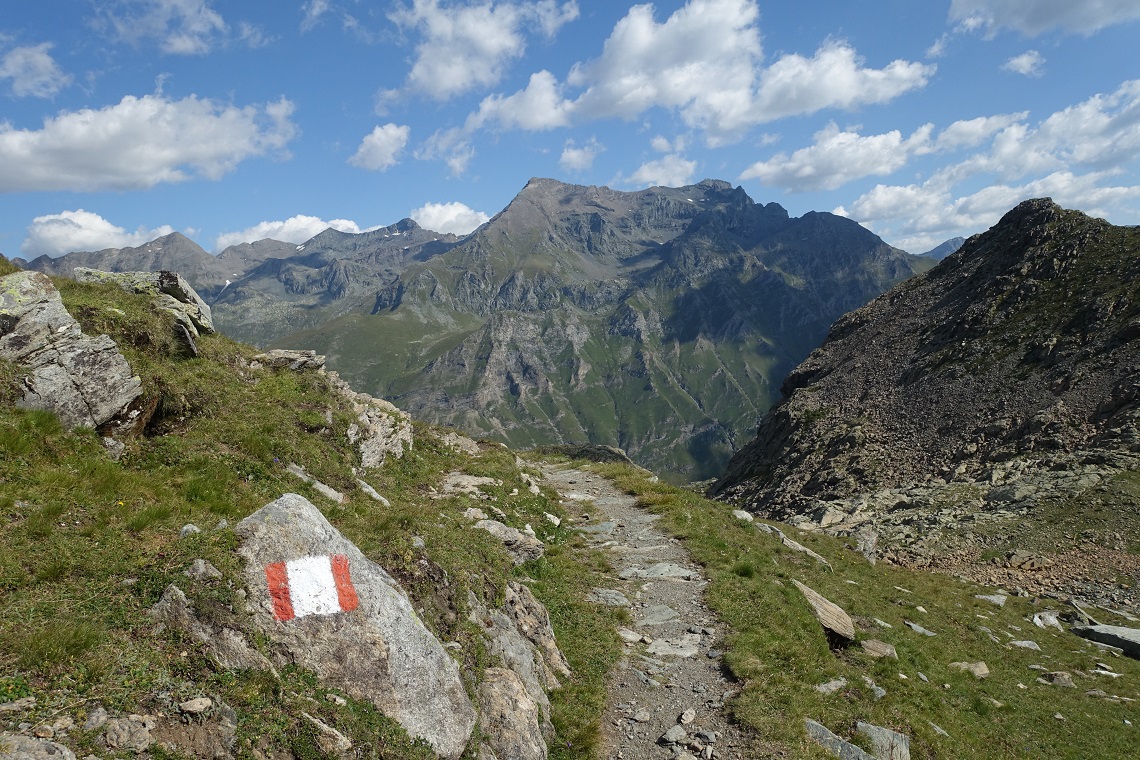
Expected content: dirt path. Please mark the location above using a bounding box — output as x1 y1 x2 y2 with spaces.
540 463 764 760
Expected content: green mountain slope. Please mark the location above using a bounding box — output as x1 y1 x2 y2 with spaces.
279 179 932 481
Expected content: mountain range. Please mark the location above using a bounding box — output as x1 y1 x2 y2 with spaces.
17 178 936 480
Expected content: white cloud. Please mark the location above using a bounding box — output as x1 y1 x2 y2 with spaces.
740 122 934 191
843 81 1140 249
101 0 227 54
409 201 489 235
415 126 476 176
0 43 72 97
0 94 297 192
1003 50 1044 76
468 70 573 131
950 0 1140 36
390 0 579 100
619 153 698 189
349 123 411 171
449 0 933 154
935 112 1028 150
213 215 365 250
21 209 175 258
559 137 603 171
750 40 934 127
301 0 331 32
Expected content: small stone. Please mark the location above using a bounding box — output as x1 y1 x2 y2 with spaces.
632 709 651 723
679 708 696 725
179 524 201 538
463 507 488 521
412 536 425 549
904 620 936 636
731 509 753 522
1044 671 1076 688
660 724 687 744
32 725 54 739
975 594 1007 607
815 677 847 694
617 628 643 644
918 672 929 683
706 649 722 658
1009 640 1041 651
83 706 108 730
862 639 898 659
327 693 347 706
179 697 212 714
949 661 990 679
184 559 222 581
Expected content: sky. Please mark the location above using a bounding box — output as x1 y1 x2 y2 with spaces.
2 1 1139 260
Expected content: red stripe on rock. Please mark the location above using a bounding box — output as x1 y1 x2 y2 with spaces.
265 561 295 621
330 554 359 613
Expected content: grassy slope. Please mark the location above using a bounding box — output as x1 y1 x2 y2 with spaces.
575 461 1140 759
0 272 622 759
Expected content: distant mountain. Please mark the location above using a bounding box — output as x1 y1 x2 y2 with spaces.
18 232 284 302
274 178 932 479
712 199 1140 520
15 179 933 479
921 236 966 260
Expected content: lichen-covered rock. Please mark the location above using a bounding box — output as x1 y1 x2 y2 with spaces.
475 520 545 564
253 349 325 371
149 584 276 673
0 734 77 759
477 668 547 760
0 271 143 432
236 494 475 758
326 371 413 467
73 268 215 336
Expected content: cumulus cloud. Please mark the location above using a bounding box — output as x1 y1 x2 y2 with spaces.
21 209 175 258
841 80 1140 251
559 137 603 171
950 0 1140 36
98 0 267 54
455 0 932 153
618 152 698 189
0 94 297 192
213 215 366 250
390 0 579 100
349 123 411 170
741 122 934 191
0 43 72 97
468 70 573 131
1003 50 1044 76
409 201 489 235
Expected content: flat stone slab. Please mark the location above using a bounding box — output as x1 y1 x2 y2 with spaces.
904 620 936 637
638 604 680 626
1071 625 1140 659
588 588 631 607
578 521 617 536
975 594 1008 607
793 580 855 642
646 634 702 659
861 639 897 659
804 719 875 760
619 563 699 581
856 721 910 760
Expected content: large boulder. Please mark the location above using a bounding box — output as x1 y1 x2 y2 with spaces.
0 271 143 431
73 268 215 336
235 494 475 758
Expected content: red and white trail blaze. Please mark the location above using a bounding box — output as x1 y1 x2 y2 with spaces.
265 553 360 622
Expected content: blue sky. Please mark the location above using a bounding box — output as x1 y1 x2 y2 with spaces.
2 0 1139 259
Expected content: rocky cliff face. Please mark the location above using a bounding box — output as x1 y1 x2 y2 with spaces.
280 179 930 480
711 200 1140 592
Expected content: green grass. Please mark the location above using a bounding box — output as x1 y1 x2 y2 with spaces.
584 461 1140 759
0 275 622 758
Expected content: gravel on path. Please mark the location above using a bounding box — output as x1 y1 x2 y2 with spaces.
540 463 767 760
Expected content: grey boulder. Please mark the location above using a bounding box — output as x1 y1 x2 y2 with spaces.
477 668 547 760
73 268 215 336
236 494 475 759
0 271 143 432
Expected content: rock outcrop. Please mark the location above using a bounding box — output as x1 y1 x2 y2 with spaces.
73 268 215 337
235 493 475 758
0 271 143 432
712 200 1140 583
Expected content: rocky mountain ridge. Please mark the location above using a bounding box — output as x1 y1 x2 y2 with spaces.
276 178 934 479
712 199 1140 608
17 178 934 480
